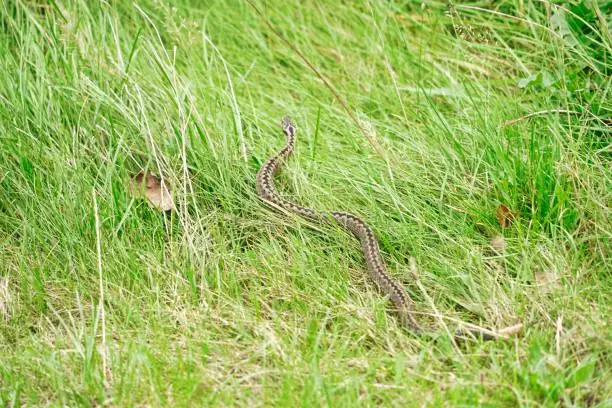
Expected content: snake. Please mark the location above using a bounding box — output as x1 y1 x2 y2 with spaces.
256 117 496 340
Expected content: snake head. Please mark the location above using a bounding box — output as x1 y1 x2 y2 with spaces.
281 116 296 137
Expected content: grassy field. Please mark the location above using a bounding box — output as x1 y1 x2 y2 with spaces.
0 0 610 406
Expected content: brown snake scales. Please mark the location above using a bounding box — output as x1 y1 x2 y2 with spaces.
257 117 496 341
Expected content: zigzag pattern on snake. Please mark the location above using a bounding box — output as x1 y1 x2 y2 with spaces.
257 116 495 340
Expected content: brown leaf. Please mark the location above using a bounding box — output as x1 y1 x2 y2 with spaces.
496 204 515 228
131 171 174 211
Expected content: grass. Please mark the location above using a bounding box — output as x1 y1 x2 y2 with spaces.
0 0 610 406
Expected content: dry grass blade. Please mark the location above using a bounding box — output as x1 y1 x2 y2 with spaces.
131 171 174 212
497 323 524 337
0 277 10 320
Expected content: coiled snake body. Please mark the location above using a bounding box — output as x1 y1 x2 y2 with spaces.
257 117 494 340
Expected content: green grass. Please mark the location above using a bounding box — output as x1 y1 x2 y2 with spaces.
0 0 610 406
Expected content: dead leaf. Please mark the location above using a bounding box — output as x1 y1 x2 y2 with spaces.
131 171 174 211
496 204 515 227
490 235 506 252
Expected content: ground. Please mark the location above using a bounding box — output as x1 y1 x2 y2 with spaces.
0 1 610 406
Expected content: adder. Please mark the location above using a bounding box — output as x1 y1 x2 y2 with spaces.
256 117 496 341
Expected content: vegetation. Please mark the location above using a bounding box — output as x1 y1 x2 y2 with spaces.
0 0 610 406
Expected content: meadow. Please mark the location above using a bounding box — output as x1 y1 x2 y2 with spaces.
0 0 610 406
